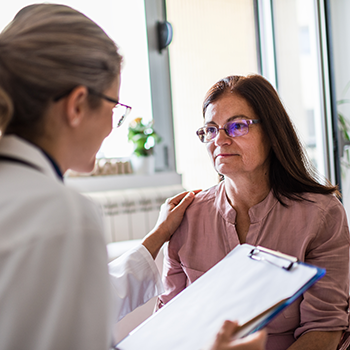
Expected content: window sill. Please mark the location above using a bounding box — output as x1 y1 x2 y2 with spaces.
64 171 182 193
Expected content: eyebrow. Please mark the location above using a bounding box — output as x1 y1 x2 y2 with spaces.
205 114 249 125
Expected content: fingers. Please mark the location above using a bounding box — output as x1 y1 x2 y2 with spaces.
142 190 201 259
167 190 201 207
230 330 267 350
156 190 197 230
172 191 195 210
206 321 239 350
207 321 266 350
217 320 239 340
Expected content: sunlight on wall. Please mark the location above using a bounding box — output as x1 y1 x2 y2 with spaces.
166 0 258 190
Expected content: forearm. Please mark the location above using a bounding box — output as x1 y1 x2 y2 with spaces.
142 226 166 260
287 331 342 350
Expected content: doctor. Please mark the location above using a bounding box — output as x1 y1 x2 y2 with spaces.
0 4 265 350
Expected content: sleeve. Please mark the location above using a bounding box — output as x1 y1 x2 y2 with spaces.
156 236 188 309
108 244 164 322
295 197 350 338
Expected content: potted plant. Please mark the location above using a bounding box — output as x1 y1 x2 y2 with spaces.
128 117 162 174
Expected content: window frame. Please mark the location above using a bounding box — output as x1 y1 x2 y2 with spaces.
66 0 180 192
255 0 341 190
144 0 176 173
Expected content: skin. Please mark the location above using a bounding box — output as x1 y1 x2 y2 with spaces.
35 78 121 174
204 92 271 243
204 93 342 349
32 77 266 350
206 321 266 350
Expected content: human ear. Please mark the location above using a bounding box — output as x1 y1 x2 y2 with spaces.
65 86 89 128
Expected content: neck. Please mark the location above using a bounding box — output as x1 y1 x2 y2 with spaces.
224 174 271 211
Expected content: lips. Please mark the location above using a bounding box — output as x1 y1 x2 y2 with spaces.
215 153 238 160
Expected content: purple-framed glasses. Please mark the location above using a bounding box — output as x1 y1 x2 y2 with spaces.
196 119 260 143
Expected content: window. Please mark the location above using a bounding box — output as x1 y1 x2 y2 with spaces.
0 0 153 159
329 0 350 212
271 0 328 178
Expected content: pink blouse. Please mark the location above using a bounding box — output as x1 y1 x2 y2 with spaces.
158 181 350 350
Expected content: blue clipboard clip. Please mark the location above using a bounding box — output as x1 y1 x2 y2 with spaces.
249 246 299 271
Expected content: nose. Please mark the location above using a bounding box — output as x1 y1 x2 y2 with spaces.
214 128 232 146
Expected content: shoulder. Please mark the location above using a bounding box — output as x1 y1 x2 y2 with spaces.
283 192 345 214
274 192 348 234
44 180 103 233
168 183 221 249
305 192 345 215
284 192 349 240
16 174 103 237
185 183 220 213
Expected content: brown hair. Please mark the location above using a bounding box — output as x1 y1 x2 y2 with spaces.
0 4 122 141
203 74 339 204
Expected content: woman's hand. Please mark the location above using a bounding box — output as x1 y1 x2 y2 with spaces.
142 190 200 259
206 321 266 350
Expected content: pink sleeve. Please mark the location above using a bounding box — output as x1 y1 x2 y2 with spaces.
156 238 187 309
295 198 350 338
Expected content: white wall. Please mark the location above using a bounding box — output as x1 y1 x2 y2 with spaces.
166 0 259 191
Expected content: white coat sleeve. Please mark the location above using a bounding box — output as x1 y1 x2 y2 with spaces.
108 244 164 322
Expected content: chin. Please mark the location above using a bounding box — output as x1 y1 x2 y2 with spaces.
215 164 230 176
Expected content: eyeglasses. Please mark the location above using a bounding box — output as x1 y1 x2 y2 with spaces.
87 88 132 128
53 87 132 128
196 119 260 143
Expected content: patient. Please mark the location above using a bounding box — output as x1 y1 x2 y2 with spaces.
157 75 350 350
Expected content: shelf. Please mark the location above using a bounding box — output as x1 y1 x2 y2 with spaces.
64 171 182 193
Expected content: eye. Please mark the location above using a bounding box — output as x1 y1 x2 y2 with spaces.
235 123 242 130
226 120 248 136
229 122 244 130
205 126 217 135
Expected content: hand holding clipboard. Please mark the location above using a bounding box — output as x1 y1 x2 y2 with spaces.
116 244 325 350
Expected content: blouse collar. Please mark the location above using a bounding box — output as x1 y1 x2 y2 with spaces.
214 181 279 224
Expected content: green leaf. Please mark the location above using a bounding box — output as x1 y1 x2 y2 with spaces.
337 99 350 105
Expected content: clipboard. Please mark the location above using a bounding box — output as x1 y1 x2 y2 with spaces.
115 244 325 350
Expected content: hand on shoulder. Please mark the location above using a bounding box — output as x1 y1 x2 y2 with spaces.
142 190 201 259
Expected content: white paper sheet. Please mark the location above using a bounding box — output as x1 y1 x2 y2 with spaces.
116 244 321 350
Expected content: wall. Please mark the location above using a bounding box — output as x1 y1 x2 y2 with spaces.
166 0 259 191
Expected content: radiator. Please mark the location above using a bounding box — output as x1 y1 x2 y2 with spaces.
83 184 185 244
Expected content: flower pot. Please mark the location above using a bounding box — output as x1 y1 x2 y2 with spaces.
130 155 155 175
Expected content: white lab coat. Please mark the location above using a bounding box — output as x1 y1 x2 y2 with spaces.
0 135 163 350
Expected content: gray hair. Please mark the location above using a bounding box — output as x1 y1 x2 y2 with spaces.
0 3 122 140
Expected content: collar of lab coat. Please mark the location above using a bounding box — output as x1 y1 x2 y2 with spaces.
0 135 62 181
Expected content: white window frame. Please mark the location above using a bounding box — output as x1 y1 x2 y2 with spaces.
67 0 181 192
255 0 340 189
